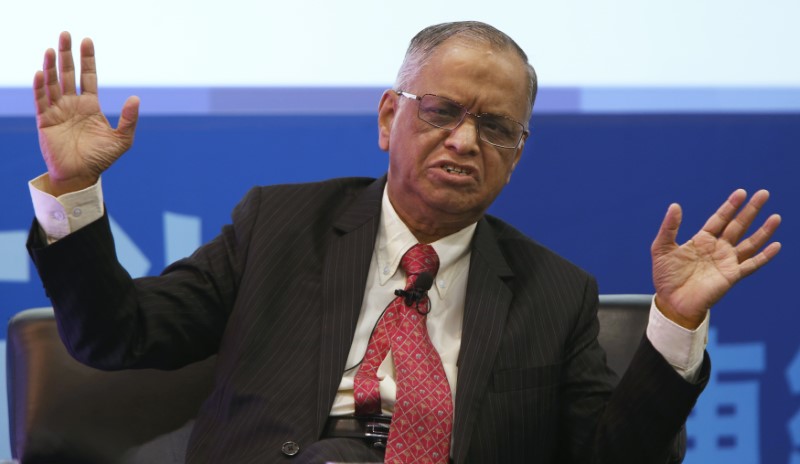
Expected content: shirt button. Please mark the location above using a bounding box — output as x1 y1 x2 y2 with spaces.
439 279 446 288
72 207 82 217
383 266 390 275
52 211 65 221
281 441 300 456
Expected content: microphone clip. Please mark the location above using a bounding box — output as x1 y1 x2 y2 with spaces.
394 288 430 315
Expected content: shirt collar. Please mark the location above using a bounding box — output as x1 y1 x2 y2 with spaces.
376 187 476 299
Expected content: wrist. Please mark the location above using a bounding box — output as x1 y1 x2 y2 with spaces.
654 295 706 330
46 174 99 197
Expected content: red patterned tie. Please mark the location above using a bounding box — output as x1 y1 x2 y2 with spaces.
353 244 453 464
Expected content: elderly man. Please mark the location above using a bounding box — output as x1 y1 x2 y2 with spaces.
27 21 780 463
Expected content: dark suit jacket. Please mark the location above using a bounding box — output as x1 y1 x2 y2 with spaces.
29 176 707 463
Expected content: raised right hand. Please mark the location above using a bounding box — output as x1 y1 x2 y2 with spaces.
33 31 139 196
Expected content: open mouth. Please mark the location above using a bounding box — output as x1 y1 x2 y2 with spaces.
442 164 471 176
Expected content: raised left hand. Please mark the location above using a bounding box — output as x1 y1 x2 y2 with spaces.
651 189 782 329
34 32 140 196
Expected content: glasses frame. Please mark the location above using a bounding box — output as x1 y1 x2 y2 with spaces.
395 90 529 149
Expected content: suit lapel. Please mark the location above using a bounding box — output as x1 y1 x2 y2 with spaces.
315 177 385 436
452 218 514 463
312 183 516 456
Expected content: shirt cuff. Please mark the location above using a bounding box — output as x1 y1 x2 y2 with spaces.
29 173 105 244
646 296 709 383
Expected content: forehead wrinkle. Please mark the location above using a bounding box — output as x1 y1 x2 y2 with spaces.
416 45 528 122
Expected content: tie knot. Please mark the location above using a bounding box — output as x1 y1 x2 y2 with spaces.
401 244 440 280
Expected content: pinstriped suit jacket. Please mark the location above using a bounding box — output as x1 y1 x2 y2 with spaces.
29 176 707 463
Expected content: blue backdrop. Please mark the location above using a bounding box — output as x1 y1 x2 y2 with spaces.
1 107 797 463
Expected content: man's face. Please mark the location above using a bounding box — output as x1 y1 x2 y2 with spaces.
378 39 531 234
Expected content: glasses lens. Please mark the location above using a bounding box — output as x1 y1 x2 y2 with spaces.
415 93 524 148
418 95 464 129
479 115 523 148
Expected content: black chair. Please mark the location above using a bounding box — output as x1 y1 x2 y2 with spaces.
598 294 686 463
596 294 652 385
6 308 216 463
6 295 653 463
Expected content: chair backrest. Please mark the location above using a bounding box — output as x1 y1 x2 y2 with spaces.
597 294 652 384
6 308 216 463
5 295 651 462
597 294 686 463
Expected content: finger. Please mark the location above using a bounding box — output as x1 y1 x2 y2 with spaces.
739 241 782 279
58 31 77 95
721 189 770 245
42 47 61 104
116 96 140 138
79 38 98 95
736 213 782 261
651 203 682 256
701 189 747 237
33 71 49 116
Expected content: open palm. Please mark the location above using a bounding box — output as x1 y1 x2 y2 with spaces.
651 190 782 329
34 32 139 196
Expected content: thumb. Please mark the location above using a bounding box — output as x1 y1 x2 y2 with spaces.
116 95 140 138
651 203 682 256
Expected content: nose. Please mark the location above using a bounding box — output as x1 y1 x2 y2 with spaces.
443 114 480 155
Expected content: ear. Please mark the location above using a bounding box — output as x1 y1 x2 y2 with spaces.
377 90 397 152
506 139 526 184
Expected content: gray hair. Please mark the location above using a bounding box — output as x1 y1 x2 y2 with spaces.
395 21 538 115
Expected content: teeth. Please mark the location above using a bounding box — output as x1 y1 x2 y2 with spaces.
443 165 469 175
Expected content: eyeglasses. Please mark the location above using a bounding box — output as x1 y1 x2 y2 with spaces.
395 90 529 149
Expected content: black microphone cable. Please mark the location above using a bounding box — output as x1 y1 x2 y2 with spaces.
342 272 435 373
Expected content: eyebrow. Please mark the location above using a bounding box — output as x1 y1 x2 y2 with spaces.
437 93 522 122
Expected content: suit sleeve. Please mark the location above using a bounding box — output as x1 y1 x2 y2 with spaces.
557 278 709 463
26 187 263 370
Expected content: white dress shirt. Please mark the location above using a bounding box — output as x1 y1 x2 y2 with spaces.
330 188 475 415
29 174 709 417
